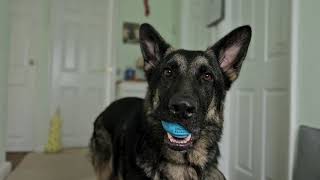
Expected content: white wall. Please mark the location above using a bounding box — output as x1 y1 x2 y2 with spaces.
0 0 9 162
297 0 320 129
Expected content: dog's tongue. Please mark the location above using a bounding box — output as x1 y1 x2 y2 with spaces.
161 121 191 138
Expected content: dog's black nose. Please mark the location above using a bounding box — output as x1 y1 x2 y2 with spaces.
169 98 196 119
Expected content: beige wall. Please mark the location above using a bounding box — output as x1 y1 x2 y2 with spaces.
297 0 320 129
0 0 9 162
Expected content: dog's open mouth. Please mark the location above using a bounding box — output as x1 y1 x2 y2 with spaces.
165 133 193 151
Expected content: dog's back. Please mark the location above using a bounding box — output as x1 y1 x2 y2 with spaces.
90 97 148 180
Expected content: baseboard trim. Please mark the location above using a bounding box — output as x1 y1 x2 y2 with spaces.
0 161 12 180
33 145 45 153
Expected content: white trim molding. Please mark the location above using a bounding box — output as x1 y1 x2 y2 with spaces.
33 145 45 153
289 0 300 179
0 162 12 180
104 0 118 106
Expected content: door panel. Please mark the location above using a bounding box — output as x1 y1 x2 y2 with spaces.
235 89 255 177
230 0 290 180
51 0 111 147
264 89 289 180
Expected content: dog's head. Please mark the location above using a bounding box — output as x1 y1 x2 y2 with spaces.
139 23 251 152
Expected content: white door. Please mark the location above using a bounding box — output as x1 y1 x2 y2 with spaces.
51 0 113 147
229 0 290 180
7 0 36 151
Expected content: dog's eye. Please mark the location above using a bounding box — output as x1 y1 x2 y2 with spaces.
202 73 213 81
163 68 172 77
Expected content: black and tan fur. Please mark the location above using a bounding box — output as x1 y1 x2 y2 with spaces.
90 23 251 180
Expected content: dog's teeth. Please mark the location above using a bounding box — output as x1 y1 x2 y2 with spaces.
186 135 191 141
167 133 192 144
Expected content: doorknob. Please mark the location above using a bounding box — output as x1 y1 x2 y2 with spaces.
29 59 35 66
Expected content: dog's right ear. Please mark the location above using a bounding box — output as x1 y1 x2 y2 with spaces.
206 25 252 90
139 23 171 72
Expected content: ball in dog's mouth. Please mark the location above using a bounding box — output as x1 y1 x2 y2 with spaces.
161 121 193 151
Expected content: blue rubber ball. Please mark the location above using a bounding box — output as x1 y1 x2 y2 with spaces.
161 121 191 138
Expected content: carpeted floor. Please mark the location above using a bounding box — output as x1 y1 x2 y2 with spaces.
7 148 95 180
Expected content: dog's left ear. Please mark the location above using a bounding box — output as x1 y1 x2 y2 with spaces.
206 25 252 89
139 23 171 72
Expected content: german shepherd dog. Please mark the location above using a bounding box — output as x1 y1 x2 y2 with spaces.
90 23 251 180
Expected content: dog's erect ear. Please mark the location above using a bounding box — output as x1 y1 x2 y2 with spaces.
139 23 171 72
206 25 252 89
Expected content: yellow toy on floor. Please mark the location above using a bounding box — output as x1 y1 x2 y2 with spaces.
45 108 63 153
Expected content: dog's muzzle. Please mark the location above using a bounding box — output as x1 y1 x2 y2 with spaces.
168 96 197 119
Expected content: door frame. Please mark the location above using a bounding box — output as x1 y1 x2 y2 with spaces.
104 0 118 105
288 0 299 179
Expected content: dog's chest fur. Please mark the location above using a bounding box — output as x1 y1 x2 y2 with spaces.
138 159 224 180
137 160 199 180
136 135 212 180
155 163 198 180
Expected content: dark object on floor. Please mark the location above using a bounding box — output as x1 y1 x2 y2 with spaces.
293 125 320 180
6 152 29 170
